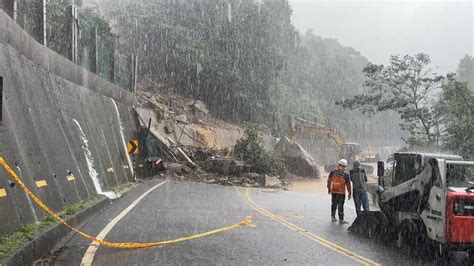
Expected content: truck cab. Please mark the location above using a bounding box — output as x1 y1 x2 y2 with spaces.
443 160 474 253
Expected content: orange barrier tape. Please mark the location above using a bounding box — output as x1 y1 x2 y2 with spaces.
0 157 253 248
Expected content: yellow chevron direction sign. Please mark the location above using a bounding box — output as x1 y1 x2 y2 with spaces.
127 140 138 154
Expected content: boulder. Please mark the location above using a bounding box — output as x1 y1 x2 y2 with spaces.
264 175 282 188
175 114 188 123
205 178 216 184
202 158 252 176
244 172 264 184
244 172 260 180
192 100 209 115
274 137 320 179
195 127 217 148
163 162 191 174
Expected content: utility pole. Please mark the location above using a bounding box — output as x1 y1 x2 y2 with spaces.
128 54 136 92
134 55 138 93
35 0 47 46
69 4 78 63
227 1 232 22
90 27 98 74
109 40 116 83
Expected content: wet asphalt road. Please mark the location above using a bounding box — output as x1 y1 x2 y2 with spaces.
53 178 470 265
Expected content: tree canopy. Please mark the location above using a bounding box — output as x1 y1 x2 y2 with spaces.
337 53 474 158
457 55 474 91
336 54 445 147
442 77 474 158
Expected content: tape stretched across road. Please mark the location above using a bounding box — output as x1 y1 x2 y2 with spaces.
0 157 253 249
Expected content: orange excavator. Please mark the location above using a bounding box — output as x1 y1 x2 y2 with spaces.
290 115 380 173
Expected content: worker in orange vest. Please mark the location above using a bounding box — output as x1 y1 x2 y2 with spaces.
327 159 352 224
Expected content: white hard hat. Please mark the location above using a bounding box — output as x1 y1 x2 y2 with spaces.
338 159 348 167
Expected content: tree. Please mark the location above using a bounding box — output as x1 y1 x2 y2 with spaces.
457 55 474 91
442 77 474 158
234 127 285 176
109 0 295 127
336 54 445 147
96 0 403 148
14 0 121 86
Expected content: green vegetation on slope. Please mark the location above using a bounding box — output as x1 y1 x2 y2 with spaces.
15 0 130 88
234 127 285 176
103 0 401 146
338 53 474 158
0 194 102 263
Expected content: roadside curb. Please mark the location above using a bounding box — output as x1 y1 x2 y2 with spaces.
4 197 111 266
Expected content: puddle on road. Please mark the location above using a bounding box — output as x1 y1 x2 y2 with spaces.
288 168 378 195
289 179 327 194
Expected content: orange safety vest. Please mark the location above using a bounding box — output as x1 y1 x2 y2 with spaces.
327 169 350 194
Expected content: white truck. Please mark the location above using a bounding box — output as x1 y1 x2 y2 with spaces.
349 152 474 262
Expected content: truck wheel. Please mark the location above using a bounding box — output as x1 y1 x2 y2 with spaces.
396 224 411 255
397 220 426 256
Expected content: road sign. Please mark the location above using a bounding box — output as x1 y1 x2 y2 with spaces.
128 140 138 154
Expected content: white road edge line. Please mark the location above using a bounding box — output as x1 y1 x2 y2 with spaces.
81 180 169 266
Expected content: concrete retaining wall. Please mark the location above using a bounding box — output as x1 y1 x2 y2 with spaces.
0 10 138 237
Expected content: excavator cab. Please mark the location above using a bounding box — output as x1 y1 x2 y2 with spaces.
289 116 378 174
340 143 362 164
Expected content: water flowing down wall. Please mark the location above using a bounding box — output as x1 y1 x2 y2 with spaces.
0 10 138 237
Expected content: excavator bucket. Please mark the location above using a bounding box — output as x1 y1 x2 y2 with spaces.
348 211 389 240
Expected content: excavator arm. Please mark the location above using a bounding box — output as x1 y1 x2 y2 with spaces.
290 115 345 149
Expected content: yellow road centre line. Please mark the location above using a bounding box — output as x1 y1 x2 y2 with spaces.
81 180 169 266
239 188 381 266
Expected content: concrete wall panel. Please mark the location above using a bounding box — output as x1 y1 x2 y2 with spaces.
0 10 138 237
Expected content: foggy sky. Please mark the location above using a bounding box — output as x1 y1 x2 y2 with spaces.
289 0 473 74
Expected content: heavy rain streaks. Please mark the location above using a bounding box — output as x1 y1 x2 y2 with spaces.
0 0 473 265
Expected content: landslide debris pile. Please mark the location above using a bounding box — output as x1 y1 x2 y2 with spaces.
136 87 287 188
164 161 285 188
137 89 223 129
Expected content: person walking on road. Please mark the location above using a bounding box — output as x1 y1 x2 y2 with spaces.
350 160 370 216
327 159 351 224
